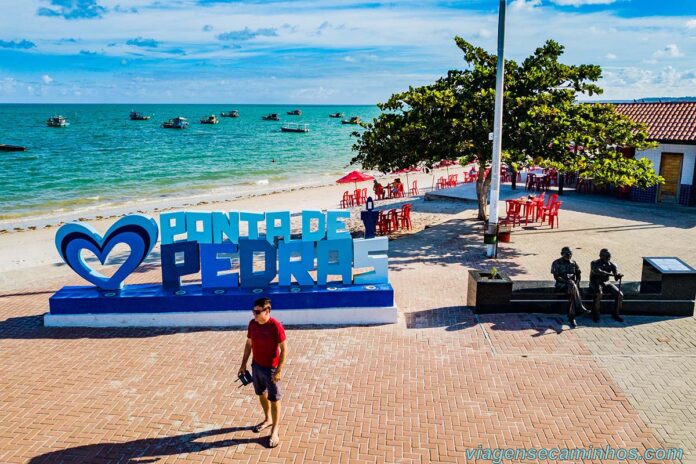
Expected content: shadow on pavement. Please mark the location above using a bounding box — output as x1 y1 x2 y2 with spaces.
479 313 686 335
404 306 476 330
29 427 263 463
388 217 528 277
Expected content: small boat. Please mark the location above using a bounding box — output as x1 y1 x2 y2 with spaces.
287 109 302 116
281 123 310 133
262 113 280 121
162 117 189 129
341 116 361 125
129 111 151 120
200 114 219 124
0 144 27 152
221 110 239 118
329 112 344 118
47 115 69 127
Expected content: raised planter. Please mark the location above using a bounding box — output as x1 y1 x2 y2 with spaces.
467 269 513 312
482 221 512 244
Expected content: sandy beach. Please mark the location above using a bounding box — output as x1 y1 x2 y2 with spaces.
0 168 469 292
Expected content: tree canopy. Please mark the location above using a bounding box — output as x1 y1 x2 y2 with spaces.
351 37 660 219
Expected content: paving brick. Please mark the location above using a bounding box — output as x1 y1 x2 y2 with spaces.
1 194 695 462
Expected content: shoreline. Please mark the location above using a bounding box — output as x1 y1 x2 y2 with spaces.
1 168 450 232
0 169 464 286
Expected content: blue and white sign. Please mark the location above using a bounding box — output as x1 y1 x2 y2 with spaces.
46 210 396 327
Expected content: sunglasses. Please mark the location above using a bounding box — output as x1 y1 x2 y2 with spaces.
252 307 270 316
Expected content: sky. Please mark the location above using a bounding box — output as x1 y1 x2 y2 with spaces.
0 0 695 103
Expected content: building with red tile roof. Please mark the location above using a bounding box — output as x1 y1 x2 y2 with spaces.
613 102 696 206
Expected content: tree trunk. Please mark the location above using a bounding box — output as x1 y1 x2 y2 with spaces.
558 172 564 195
476 176 491 220
511 168 517 190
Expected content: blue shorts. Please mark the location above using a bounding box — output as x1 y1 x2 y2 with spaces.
251 362 282 402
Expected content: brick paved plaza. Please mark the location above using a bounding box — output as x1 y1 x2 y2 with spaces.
1 191 695 463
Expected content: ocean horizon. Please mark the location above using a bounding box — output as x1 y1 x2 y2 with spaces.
0 104 379 225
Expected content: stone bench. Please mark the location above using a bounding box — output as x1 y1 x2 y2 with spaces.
467 257 696 317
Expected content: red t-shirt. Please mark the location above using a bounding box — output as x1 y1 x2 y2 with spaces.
247 317 286 368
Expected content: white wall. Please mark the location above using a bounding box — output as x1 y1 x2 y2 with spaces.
636 143 696 185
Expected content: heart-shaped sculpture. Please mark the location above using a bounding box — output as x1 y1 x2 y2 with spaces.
55 215 159 290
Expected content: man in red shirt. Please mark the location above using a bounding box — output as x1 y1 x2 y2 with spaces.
239 297 287 448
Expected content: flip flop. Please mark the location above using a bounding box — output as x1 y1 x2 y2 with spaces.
253 422 272 433
269 435 280 448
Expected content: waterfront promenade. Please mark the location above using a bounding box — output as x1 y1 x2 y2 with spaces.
0 191 695 463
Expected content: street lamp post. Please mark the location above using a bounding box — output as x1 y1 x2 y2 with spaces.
486 0 507 258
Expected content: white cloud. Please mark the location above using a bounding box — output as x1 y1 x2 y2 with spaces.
475 29 492 39
653 43 684 58
510 0 541 11
2 0 696 102
41 74 53 84
551 0 616 6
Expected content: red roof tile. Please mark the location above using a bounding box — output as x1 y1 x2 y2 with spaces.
613 102 696 144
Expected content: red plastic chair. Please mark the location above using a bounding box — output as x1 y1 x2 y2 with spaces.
542 201 563 228
504 200 522 227
399 204 412 230
525 174 536 192
374 184 385 200
354 188 363 206
377 211 391 235
361 187 368 202
544 193 558 209
538 193 558 222
436 176 447 189
388 208 399 231
410 180 419 196
340 191 354 208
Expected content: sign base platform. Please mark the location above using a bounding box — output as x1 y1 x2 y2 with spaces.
46 282 397 327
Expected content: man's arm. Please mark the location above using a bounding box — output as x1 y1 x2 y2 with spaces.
273 341 287 382
239 338 252 376
591 260 612 277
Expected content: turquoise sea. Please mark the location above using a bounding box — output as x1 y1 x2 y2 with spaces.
0 104 379 222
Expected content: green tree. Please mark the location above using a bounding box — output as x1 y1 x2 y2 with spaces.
351 37 660 220
533 103 659 193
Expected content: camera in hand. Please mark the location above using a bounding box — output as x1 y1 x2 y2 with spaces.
237 370 253 386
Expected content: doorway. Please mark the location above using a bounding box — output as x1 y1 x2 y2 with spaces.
658 152 683 203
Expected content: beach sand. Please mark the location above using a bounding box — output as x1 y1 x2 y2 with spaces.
0 168 472 292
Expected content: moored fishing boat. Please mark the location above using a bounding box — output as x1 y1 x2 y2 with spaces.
329 112 344 118
129 111 151 120
221 110 239 117
287 109 302 115
0 144 27 152
47 115 69 127
162 117 189 129
262 113 281 121
280 123 310 133
200 114 219 124
341 116 361 125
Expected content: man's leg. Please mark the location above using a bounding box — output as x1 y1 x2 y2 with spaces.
566 285 577 328
592 285 603 322
252 364 273 432
257 394 272 429
605 283 624 322
570 281 590 316
270 400 281 447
